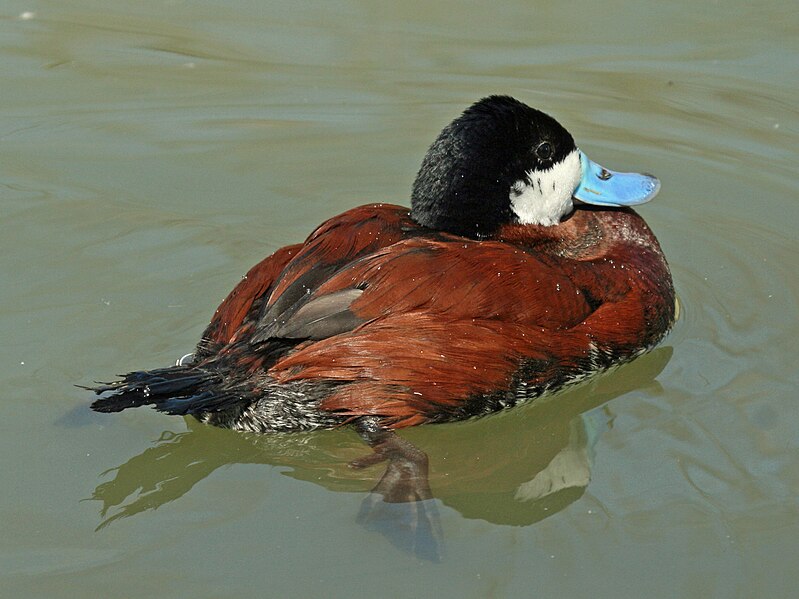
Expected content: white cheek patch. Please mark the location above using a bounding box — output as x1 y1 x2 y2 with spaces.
510 149 583 226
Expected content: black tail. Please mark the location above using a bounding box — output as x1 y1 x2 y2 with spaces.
88 365 242 416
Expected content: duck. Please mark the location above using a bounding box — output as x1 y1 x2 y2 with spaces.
90 95 675 500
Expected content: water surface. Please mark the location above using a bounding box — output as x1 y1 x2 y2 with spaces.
1 1 797 597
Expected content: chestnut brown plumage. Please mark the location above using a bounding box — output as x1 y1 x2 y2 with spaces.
88 97 674 541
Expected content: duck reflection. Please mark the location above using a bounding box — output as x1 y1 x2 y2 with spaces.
90 347 671 559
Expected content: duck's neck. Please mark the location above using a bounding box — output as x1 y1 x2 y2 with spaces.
497 206 662 262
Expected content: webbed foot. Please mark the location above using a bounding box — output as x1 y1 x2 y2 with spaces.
352 418 444 561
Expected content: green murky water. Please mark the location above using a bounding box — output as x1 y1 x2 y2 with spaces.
2 1 797 597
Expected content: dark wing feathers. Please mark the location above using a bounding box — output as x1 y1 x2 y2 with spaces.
273 289 365 339
249 263 341 343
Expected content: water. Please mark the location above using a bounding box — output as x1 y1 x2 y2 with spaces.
2 1 797 597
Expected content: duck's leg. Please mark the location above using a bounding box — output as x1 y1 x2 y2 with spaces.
351 417 443 561
351 417 432 501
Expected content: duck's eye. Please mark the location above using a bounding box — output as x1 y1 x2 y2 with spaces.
535 141 553 161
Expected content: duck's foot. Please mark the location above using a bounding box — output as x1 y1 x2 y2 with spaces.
351 418 444 561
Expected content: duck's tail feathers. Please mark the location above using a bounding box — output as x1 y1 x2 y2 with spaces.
87 366 238 416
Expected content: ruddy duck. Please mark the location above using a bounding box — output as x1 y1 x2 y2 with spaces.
90 95 674 501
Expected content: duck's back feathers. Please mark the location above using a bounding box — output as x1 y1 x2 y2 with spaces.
92 204 673 431
199 205 418 351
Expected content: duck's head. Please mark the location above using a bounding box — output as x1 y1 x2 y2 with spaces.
410 95 660 238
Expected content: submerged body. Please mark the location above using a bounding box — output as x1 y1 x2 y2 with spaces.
91 96 675 437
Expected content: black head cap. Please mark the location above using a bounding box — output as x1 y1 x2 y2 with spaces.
410 95 577 238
